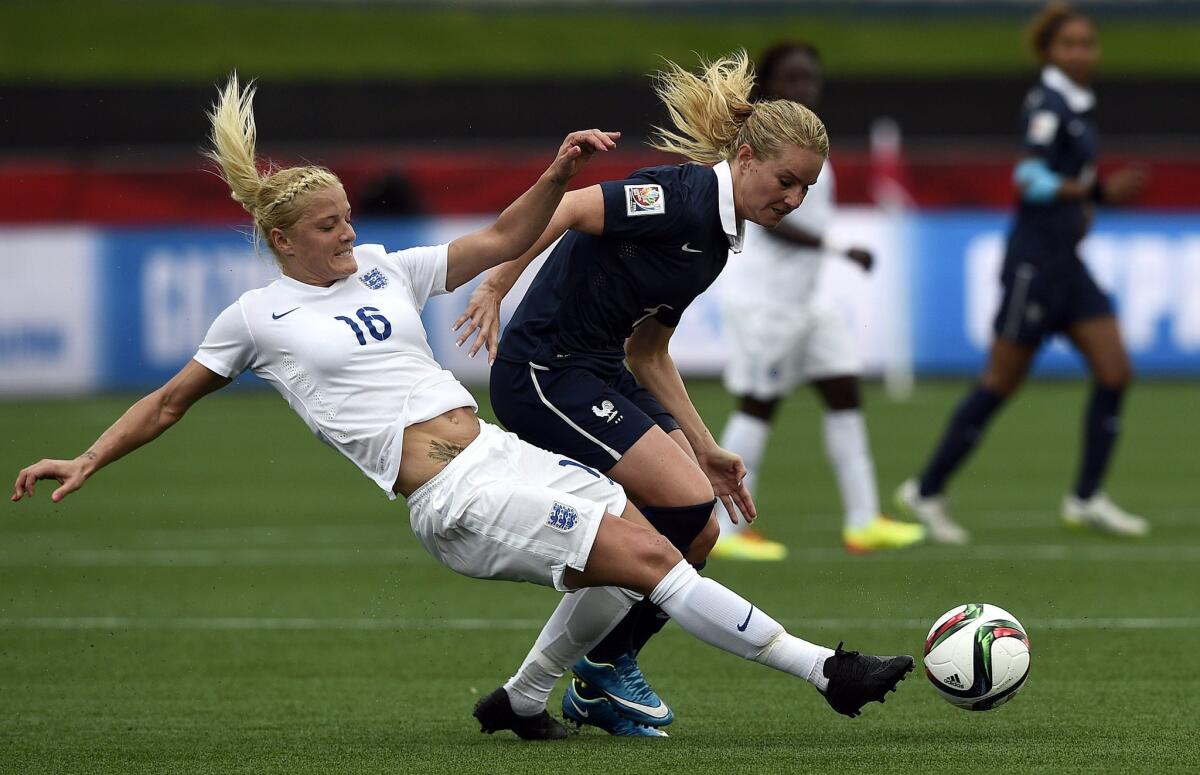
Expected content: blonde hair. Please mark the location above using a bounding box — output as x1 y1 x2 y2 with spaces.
649 51 828 164
205 74 342 260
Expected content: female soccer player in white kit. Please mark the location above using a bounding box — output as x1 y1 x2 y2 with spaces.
11 75 913 741
713 42 925 559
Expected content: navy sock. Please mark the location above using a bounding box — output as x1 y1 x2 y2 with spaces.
1075 385 1125 500
918 385 1004 497
586 501 714 664
587 598 659 663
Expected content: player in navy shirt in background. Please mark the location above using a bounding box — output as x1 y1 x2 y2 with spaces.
897 2 1149 543
455 52 856 736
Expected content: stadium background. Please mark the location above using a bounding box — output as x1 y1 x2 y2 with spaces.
2 2 1197 773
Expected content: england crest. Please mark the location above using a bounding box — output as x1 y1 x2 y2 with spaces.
547 501 580 532
358 268 388 290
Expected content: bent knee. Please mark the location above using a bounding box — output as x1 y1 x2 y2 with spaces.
1097 364 1134 391
980 369 1022 398
675 473 715 505
685 516 719 563
637 533 684 578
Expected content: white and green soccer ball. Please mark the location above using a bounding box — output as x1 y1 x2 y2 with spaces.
923 603 1031 711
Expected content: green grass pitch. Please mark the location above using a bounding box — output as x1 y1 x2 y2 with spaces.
2 380 1197 773
6 2 1200 81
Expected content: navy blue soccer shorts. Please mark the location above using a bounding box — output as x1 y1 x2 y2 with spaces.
489 358 681 473
992 257 1114 348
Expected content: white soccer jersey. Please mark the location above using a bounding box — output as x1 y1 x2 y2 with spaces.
193 243 477 498
723 163 836 308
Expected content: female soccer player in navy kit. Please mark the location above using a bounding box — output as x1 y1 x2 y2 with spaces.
13 74 914 743
454 52 852 736
897 2 1149 543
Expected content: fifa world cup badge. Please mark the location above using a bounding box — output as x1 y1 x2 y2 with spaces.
625 184 665 216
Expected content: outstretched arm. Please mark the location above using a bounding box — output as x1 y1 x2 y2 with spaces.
767 218 874 272
11 360 230 503
1015 157 1147 204
443 129 617 293
452 184 604 361
625 319 756 524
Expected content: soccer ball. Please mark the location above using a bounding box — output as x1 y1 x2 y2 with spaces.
923 603 1031 711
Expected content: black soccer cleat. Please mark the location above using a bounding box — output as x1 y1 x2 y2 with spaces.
473 686 570 740
819 642 915 718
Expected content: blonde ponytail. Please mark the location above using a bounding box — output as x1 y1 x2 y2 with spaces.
205 73 341 260
649 51 828 164
650 52 756 163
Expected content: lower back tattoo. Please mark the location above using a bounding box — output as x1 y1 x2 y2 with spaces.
428 440 465 464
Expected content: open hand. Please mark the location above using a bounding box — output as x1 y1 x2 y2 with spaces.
452 281 503 362
547 129 621 186
698 446 757 525
12 457 90 503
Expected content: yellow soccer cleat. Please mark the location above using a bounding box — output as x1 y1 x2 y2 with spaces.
843 515 926 555
710 529 788 561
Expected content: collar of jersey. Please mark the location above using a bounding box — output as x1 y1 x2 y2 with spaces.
712 160 745 254
276 273 348 294
1041 65 1095 114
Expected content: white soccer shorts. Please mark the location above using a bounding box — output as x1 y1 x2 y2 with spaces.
721 301 862 400
406 420 627 592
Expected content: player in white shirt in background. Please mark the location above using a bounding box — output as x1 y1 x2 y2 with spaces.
712 43 925 560
11 74 915 740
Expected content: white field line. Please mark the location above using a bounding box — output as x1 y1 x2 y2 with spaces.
1 524 400 548
2 509 1194 548
1 616 1198 632
0 544 1198 567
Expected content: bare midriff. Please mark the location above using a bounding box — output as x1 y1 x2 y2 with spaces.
392 407 481 497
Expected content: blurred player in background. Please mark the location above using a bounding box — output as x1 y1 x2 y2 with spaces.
711 42 925 561
455 52 850 736
897 2 1149 543
11 75 915 743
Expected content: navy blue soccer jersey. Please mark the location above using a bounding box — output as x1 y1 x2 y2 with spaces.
997 65 1114 344
1011 65 1099 263
496 161 743 378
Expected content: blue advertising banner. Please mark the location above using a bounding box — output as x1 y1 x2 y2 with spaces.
909 211 1200 375
3 212 1196 395
97 220 430 389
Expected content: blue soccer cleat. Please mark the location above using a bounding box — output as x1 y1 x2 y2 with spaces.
561 678 668 737
571 654 674 727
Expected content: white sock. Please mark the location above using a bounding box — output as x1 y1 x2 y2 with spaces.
716 411 770 537
503 586 636 716
823 410 880 530
648 560 833 691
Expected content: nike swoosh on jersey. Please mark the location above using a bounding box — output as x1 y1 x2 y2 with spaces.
272 307 301 320
604 692 671 719
681 243 702 253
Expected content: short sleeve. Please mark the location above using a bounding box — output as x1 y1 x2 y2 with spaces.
193 301 255 379
387 243 449 310
1019 92 1062 158
601 170 697 242
653 305 685 329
